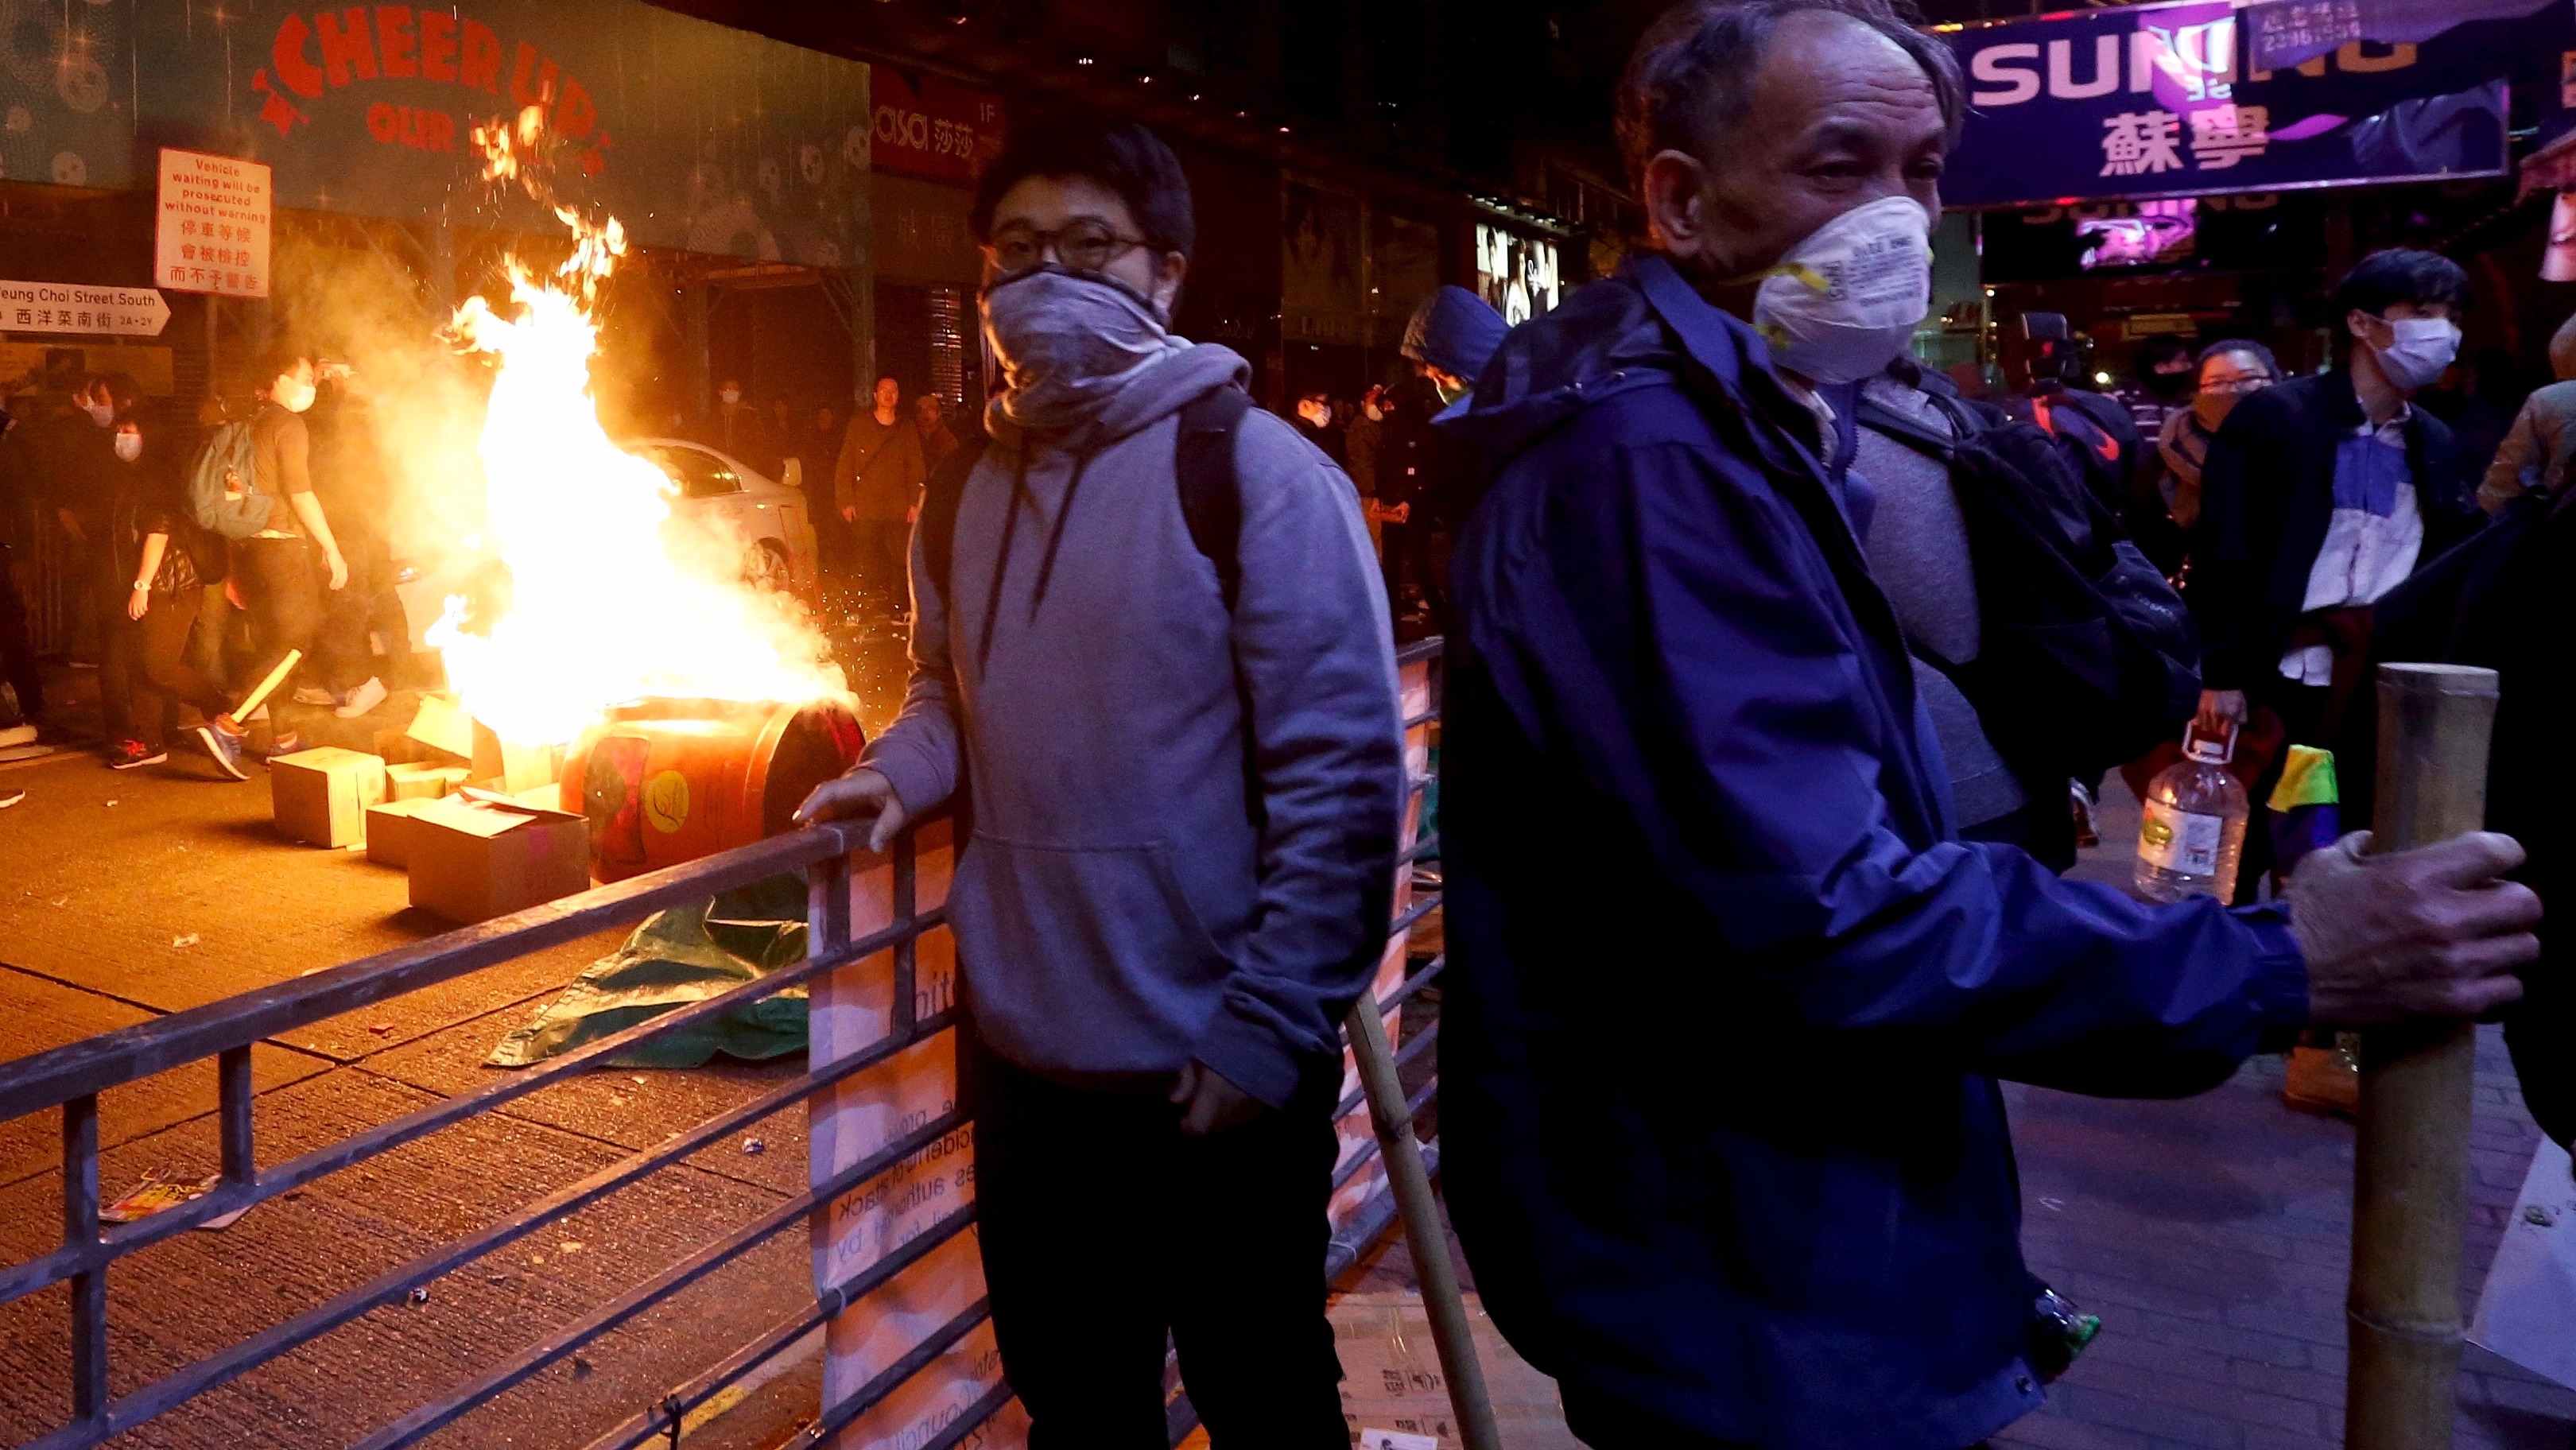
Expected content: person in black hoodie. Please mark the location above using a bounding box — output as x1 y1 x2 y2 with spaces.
1375 285 1504 634
99 410 231 770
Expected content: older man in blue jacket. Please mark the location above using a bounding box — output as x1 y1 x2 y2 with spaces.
1435 4 2542 1448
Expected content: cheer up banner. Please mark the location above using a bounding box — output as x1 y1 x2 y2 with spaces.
0 1 871 269
1938 0 2569 209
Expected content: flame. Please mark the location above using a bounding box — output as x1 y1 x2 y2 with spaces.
426 109 844 748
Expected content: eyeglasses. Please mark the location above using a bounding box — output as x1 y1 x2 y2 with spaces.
2199 374 2273 394
985 219 1150 274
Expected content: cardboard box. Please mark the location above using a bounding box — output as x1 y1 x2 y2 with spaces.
1334 1293 1575 1450
407 794 592 923
407 692 560 793
371 727 426 767
364 797 435 868
387 762 470 801
270 747 388 847
405 691 477 760
497 740 562 793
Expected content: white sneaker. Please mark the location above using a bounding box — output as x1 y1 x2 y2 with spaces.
291 686 336 707
0 723 34 749
334 677 389 719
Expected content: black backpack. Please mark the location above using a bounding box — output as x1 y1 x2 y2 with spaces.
918 385 1255 611
1856 389 2201 781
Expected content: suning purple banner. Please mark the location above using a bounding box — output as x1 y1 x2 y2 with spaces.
1936 0 2565 208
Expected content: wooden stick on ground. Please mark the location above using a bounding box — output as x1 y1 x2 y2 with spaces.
1346 993 1502 1450
2345 661 2500 1450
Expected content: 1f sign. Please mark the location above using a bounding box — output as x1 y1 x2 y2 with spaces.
156 149 272 299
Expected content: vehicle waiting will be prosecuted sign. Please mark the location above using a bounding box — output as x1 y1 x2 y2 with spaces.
155 148 272 299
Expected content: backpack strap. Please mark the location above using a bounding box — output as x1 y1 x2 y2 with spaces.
1174 385 1254 611
917 430 990 610
1853 394 1959 459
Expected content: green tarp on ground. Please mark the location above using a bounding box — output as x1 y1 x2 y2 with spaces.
486 874 811 1070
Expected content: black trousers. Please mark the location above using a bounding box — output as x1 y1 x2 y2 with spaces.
0 545 44 723
1566 1393 1993 1450
959 1025 1346 1448
1379 520 1445 632
102 587 231 746
232 537 322 708
313 529 409 693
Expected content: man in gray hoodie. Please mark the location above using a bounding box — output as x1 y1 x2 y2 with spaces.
798 118 1404 1444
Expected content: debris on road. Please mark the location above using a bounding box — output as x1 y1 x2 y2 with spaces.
100 1169 242 1230
485 878 811 1070
367 1022 395 1035
171 934 199 948
407 1286 431 1306
741 1136 766 1156
0 789 22 808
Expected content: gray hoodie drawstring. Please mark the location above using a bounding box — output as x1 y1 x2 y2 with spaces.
975 444 1095 673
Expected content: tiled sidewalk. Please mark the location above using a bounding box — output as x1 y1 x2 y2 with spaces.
1996 1031 2574 1450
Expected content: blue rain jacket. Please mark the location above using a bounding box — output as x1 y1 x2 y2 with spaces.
1433 256 2310 1450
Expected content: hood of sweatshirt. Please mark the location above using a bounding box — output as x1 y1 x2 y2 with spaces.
985 337 1252 459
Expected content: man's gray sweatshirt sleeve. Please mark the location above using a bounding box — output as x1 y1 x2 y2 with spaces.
1193 417 1408 1107
859 514 962 816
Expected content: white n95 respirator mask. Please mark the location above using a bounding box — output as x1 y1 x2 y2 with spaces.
1749 195 1934 386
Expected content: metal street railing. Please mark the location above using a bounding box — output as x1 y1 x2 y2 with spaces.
0 634 1449 1449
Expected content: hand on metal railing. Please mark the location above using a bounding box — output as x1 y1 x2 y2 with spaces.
793 766 908 853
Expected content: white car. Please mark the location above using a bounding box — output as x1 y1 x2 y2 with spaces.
623 438 824 603
397 439 825 651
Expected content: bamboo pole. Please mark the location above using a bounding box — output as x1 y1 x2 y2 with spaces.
2345 662 2500 1450
1345 993 1503 1450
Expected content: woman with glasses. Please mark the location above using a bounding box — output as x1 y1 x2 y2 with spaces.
2136 339 2279 576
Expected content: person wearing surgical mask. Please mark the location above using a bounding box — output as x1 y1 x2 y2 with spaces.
98 412 229 771
1426 10 2535 1450
2148 339 2279 548
2187 250 2484 890
793 115 1399 1444
192 349 351 781
705 377 773 475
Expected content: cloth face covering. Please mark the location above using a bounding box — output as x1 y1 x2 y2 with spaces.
979 265 1184 432
2368 316 2462 392
1750 195 1934 386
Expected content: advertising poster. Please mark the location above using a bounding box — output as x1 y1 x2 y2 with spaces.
1939 0 2568 207
0 0 872 268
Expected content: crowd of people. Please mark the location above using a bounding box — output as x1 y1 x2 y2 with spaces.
0 347 982 780
0 0 2565 1440
686 370 987 616
787 0 2560 1435
0 350 412 778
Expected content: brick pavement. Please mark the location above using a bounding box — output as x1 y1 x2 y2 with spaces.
1996 1030 2575 1450
1995 777 2576 1450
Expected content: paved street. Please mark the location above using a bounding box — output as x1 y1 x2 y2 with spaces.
2004 788 2576 1450
0 667 824 1449
4 660 2574 1449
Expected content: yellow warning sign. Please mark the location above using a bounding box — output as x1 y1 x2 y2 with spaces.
644 770 691 834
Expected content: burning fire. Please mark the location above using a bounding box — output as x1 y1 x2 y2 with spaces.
427 110 844 748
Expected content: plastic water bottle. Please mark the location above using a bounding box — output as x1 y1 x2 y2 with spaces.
2134 723 2249 903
